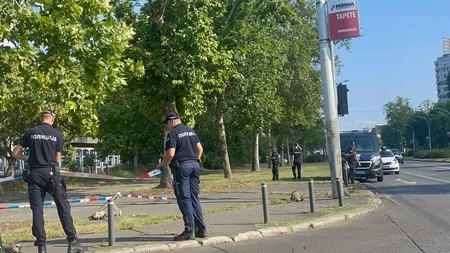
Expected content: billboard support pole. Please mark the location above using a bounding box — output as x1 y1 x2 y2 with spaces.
316 0 342 199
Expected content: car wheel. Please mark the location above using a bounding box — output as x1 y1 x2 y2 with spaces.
395 171 399 174
377 175 384 182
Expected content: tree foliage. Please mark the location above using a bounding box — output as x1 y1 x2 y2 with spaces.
0 0 143 175
382 96 450 151
1 0 349 184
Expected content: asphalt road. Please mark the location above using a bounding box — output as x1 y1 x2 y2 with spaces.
181 160 450 253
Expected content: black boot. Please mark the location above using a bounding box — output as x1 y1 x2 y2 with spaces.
67 238 87 253
195 229 207 238
173 230 194 241
38 245 47 253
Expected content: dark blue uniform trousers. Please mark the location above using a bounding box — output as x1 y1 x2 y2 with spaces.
173 162 206 232
348 162 357 182
28 168 77 246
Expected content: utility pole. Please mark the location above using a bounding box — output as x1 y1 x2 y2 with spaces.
316 0 342 199
405 124 415 156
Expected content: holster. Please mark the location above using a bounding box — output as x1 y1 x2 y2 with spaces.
22 169 30 183
169 160 179 174
50 166 65 196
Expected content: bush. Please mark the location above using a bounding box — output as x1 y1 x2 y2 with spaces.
202 152 223 170
304 154 328 163
101 164 135 178
414 149 450 159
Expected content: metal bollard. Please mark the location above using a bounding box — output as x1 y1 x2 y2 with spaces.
336 178 343 206
261 182 269 224
108 199 115 246
308 178 315 213
343 167 349 188
0 232 4 253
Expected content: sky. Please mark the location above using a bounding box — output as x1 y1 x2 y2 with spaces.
335 0 450 131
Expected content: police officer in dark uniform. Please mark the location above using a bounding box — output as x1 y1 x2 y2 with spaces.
344 141 360 184
291 143 303 180
270 146 279 181
12 110 87 253
157 111 207 241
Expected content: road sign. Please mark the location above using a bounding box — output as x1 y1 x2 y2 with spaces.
327 0 361 40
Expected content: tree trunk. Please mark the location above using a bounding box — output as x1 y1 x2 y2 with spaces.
286 137 290 165
251 133 260 172
267 126 271 169
217 112 232 178
1 158 16 192
281 142 285 167
158 103 175 189
133 143 139 174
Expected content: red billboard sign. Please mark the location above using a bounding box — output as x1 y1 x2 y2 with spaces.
327 0 361 40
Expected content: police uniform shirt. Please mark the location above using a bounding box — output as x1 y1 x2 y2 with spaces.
166 124 199 162
291 148 302 163
345 147 357 165
271 150 279 164
19 123 63 168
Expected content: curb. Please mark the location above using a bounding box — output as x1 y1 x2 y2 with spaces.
93 190 382 253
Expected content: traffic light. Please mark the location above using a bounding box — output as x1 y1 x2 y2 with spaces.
337 83 349 116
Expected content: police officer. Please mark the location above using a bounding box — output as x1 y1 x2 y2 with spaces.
12 110 87 253
291 143 303 180
156 111 207 241
344 141 361 184
270 146 279 181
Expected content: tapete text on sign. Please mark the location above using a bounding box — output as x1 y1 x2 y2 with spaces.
336 11 357 20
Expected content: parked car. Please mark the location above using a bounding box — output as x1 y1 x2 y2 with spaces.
389 148 404 164
381 149 400 174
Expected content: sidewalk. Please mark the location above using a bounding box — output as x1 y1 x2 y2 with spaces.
8 183 381 253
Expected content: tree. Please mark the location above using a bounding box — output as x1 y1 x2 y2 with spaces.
382 97 415 146
446 71 450 97
133 0 231 187
0 0 142 176
95 88 161 173
222 0 296 172
417 99 435 114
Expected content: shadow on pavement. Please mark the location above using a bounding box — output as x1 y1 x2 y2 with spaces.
48 235 169 247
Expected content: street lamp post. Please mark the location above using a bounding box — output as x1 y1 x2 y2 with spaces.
392 128 403 150
434 107 450 146
338 80 349 85
405 124 415 156
434 107 450 116
418 116 431 150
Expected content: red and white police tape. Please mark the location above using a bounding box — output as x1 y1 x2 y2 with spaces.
0 192 176 210
0 168 164 183
0 168 171 210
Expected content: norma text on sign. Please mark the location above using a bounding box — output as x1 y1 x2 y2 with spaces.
327 0 361 40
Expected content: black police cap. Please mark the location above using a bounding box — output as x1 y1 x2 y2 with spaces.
41 110 56 118
162 111 181 124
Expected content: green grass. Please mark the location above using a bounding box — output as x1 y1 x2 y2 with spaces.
0 162 330 196
414 149 450 159
116 162 331 195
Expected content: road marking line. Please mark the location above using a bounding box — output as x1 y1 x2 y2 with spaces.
395 178 416 185
402 171 450 184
